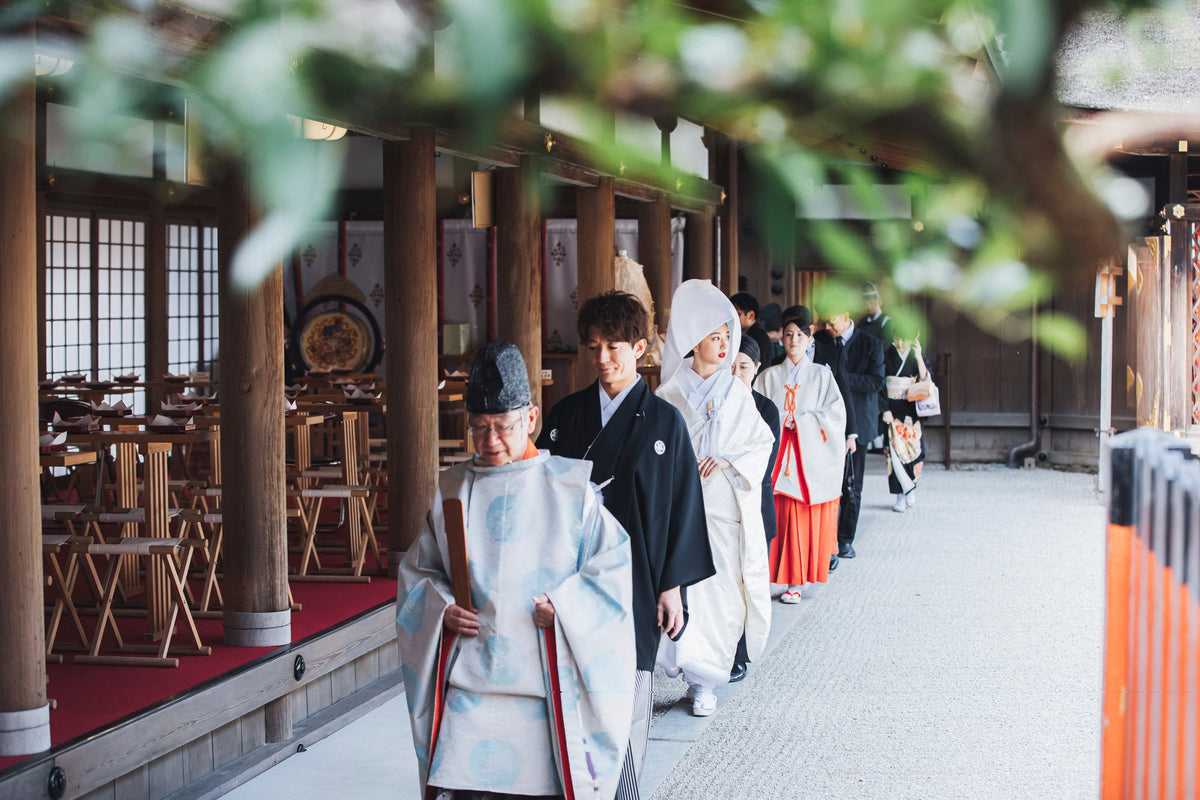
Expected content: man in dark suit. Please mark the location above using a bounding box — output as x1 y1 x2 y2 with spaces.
813 310 885 559
858 281 894 344
730 292 773 377
760 302 786 365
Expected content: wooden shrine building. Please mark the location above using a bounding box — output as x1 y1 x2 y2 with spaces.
0 7 739 799
4 4 1200 800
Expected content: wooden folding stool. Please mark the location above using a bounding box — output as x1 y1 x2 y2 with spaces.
73 537 211 668
42 533 96 662
289 412 382 582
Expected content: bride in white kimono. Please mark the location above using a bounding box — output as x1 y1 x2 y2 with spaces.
655 280 775 717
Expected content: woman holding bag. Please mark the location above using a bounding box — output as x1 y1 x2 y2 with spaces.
753 306 847 604
882 327 932 512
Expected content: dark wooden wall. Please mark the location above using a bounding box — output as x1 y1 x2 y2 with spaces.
917 275 1137 466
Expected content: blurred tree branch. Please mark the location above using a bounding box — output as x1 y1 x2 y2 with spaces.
4 0 1182 348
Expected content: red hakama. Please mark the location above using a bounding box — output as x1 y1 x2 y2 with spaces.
768 425 840 585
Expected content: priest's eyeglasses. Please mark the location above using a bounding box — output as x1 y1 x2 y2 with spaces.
468 419 523 439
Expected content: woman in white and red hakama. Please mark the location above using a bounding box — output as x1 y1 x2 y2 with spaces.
754 307 846 603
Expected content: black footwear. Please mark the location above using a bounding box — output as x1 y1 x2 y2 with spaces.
838 543 856 558
729 661 748 682
829 554 839 571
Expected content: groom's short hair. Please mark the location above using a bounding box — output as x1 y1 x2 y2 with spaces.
577 291 651 345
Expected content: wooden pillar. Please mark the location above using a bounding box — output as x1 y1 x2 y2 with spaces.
1167 216 1191 432
575 177 615 387
0 78 50 756
383 129 438 560
35 97 45 378
713 134 739 296
1169 151 1188 204
686 206 715 283
524 90 540 125
638 193 673 332
264 695 292 743
146 201 168 412
656 115 676 168
496 156 543 412
218 167 290 647
35 194 45 378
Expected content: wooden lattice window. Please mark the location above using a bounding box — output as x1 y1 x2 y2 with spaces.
167 222 220 376
45 214 147 413
167 223 200 373
44 214 92 378
95 218 145 380
201 225 219 371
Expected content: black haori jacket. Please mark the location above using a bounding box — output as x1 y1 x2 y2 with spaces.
538 379 715 671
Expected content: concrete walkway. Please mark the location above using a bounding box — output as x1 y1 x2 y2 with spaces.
228 459 1107 800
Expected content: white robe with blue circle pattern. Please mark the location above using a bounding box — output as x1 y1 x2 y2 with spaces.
396 451 635 798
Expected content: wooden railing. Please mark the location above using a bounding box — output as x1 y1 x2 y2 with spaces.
1102 428 1200 798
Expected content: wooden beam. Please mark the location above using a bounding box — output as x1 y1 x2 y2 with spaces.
41 168 219 208
545 160 601 188
383 128 439 558
638 193 674 331
575 177 616 388
1158 202 1200 221
496 155 543 414
0 77 49 755
433 130 519 168
217 165 290 647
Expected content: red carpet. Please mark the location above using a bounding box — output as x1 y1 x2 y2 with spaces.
0 576 397 773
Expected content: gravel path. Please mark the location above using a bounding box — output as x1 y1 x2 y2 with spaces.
645 461 1106 800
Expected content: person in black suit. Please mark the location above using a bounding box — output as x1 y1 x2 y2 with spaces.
760 302 786 365
812 309 885 559
730 292 773 377
858 282 893 451
729 335 780 682
858 281 894 344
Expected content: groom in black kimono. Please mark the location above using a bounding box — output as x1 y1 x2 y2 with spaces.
538 290 714 800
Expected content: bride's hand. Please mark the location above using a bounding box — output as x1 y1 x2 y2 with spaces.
697 456 730 479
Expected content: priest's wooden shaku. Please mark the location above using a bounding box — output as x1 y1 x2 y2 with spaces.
442 498 473 611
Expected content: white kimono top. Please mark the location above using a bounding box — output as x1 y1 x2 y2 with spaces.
755 357 847 505
656 373 775 686
396 451 635 799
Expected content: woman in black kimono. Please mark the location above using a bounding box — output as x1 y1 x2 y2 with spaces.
881 326 931 512
729 335 780 682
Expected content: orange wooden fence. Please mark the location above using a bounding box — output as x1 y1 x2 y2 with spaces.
1102 429 1200 799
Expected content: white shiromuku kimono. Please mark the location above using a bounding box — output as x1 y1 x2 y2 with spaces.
396 451 635 799
653 279 775 688
754 358 847 505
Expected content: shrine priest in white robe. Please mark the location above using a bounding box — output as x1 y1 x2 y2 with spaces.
396 342 636 800
654 280 776 717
